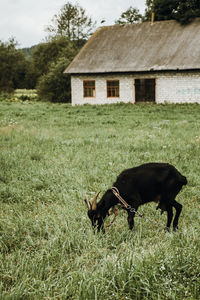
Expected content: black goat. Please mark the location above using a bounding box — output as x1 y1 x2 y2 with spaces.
85 163 187 232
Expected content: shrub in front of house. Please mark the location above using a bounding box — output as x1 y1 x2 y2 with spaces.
36 57 71 103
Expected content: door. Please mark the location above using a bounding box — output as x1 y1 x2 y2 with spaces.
135 79 155 102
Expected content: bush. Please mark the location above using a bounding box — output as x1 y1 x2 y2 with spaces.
36 57 71 103
0 92 13 102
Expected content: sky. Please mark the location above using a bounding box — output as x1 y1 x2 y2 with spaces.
0 0 146 48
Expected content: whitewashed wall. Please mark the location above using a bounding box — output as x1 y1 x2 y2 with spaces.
71 72 200 105
156 74 200 103
71 75 133 105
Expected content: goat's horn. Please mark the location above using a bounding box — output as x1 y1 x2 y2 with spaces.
92 191 100 210
84 194 91 210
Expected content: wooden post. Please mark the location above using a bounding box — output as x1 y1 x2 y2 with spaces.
151 12 155 25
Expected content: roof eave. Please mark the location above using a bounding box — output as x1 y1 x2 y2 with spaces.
65 67 200 75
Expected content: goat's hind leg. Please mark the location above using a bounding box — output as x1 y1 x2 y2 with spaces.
172 199 182 231
166 205 173 232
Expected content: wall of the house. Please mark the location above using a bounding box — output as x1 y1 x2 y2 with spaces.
156 73 200 103
71 75 133 105
71 72 200 105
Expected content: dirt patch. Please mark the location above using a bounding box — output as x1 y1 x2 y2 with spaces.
0 125 24 135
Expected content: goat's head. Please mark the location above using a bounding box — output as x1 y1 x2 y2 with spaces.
84 192 104 231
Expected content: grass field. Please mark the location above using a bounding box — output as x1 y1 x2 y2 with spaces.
0 101 200 299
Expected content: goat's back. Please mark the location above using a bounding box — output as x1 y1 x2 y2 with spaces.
113 163 187 203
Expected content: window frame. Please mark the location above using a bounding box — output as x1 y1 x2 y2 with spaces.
107 80 120 98
83 80 96 98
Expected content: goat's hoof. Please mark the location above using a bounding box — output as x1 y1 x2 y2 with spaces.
173 226 178 232
164 227 170 232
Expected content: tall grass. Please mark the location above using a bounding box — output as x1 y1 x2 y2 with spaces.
0 102 200 299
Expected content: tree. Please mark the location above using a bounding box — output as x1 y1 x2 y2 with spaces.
153 0 178 21
46 2 96 44
115 6 143 24
144 0 200 24
144 0 155 21
175 0 200 24
30 36 80 92
36 43 76 103
31 36 73 78
23 62 39 89
0 39 27 92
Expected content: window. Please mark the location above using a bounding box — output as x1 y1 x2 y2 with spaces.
83 80 95 97
107 80 119 97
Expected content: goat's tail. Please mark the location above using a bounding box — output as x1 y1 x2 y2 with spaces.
180 176 187 185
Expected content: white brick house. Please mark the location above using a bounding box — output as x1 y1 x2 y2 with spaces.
64 19 200 105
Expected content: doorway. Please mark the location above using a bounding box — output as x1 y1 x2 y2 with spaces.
135 79 156 102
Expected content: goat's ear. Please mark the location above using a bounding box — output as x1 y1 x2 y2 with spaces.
92 191 100 210
84 194 91 210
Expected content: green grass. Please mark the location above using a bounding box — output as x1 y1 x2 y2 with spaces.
0 102 200 299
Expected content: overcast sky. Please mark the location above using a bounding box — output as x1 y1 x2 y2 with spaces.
0 0 146 48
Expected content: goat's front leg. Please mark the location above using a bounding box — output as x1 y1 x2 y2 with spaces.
97 217 105 233
127 195 141 230
172 199 182 231
166 205 173 231
127 210 137 230
127 211 134 230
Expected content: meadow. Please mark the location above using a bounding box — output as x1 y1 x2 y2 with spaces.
0 101 199 299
